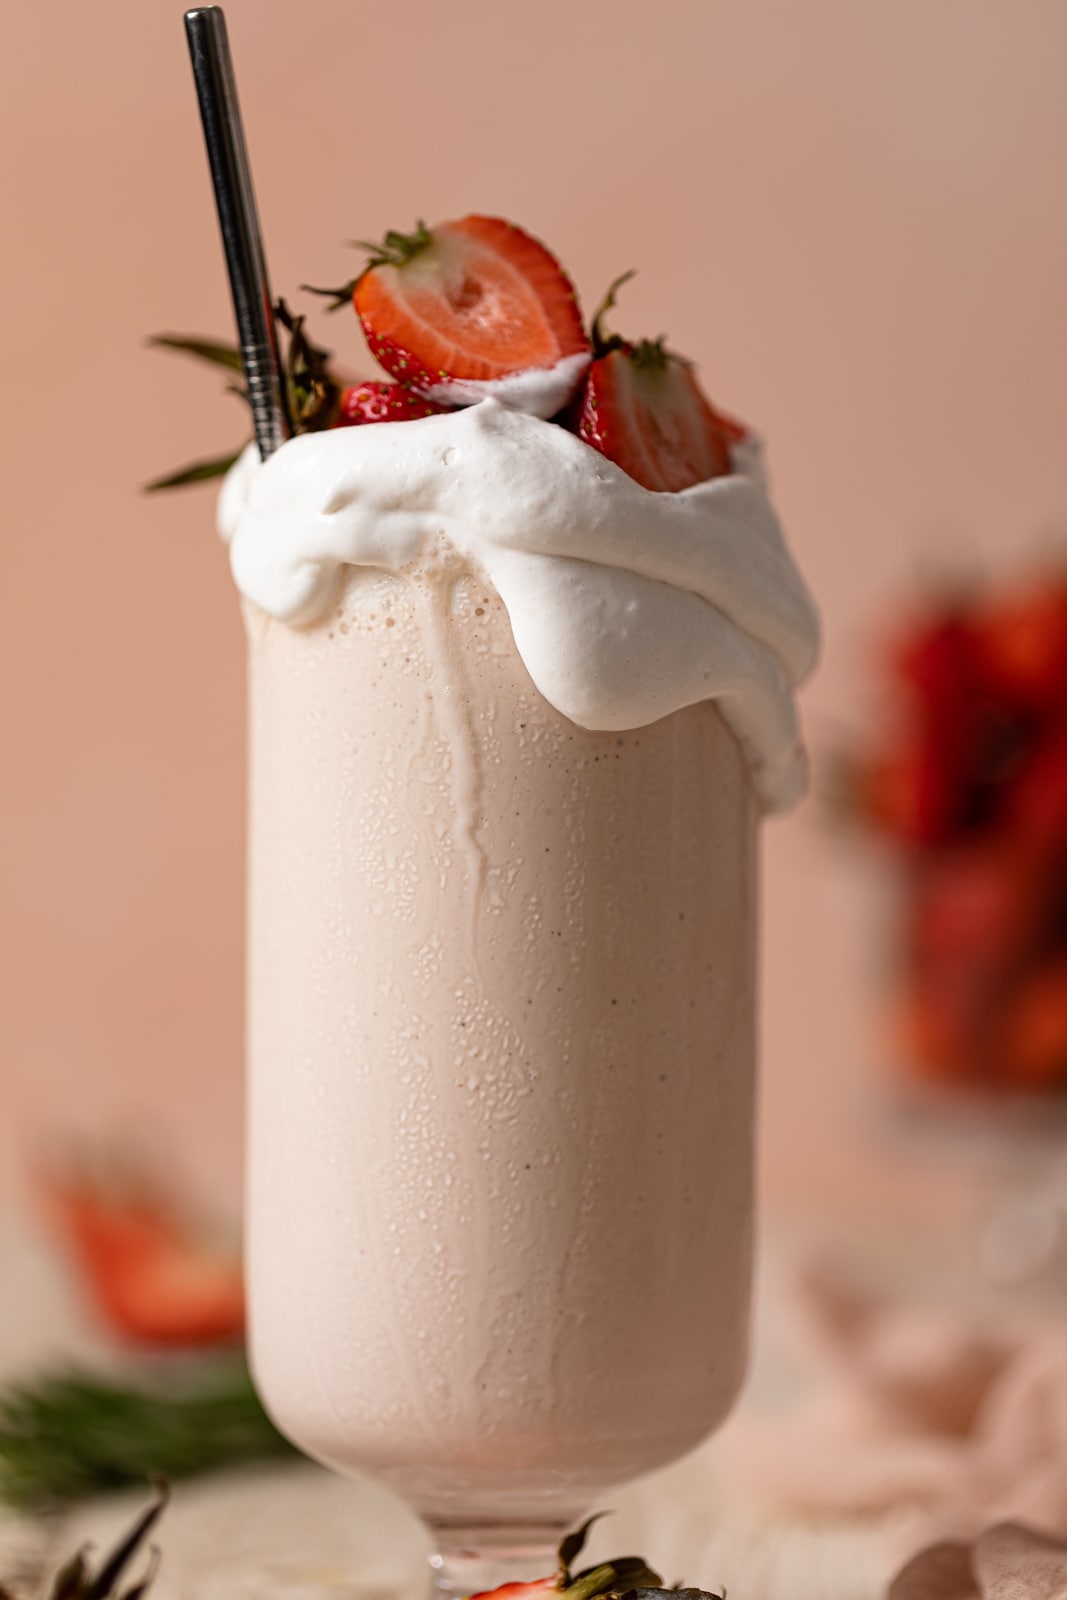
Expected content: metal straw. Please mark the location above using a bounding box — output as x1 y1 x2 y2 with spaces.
184 6 292 458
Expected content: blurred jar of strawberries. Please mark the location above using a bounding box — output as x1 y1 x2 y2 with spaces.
844 569 1067 1098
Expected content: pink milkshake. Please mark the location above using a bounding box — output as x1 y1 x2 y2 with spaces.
220 395 818 1550
246 565 755 1527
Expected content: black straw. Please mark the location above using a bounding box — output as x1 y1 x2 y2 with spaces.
184 6 292 458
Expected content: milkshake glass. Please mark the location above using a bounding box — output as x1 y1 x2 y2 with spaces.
223 402 817 1594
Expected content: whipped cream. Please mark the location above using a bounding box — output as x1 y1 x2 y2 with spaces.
219 400 819 812
422 350 591 419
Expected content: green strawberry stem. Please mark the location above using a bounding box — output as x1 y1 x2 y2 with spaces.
303 218 435 312
564 1559 665 1600
300 278 359 313
557 1513 610 1578
589 271 637 358
356 219 434 271
553 1520 665 1600
588 274 691 376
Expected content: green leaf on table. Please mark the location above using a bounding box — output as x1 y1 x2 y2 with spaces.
0 1362 295 1511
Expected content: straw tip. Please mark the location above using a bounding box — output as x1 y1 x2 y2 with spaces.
184 6 224 31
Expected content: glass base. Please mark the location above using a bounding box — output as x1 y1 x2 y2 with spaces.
428 1524 567 1600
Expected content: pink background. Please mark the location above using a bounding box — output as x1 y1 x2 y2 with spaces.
1 0 1065 1238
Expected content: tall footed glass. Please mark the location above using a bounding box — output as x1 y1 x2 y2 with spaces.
245 560 758 1594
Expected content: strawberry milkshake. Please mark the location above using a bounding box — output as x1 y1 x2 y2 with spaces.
205 215 817 1576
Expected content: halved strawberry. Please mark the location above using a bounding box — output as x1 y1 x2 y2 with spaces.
468 1581 555 1600
307 216 590 418
576 273 733 492
460 1515 675 1600
336 381 448 426
42 1163 245 1348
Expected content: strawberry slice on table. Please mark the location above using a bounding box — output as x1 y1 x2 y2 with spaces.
457 1513 723 1600
463 1516 662 1600
306 216 590 418
336 380 448 426
469 1582 555 1600
42 1162 245 1348
576 272 735 492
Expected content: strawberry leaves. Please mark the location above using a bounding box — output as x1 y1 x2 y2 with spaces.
541 1514 724 1600
564 1561 666 1600
358 220 434 271
147 300 347 489
77 1482 167 1600
558 1514 611 1578
146 335 245 375
17 1483 169 1600
273 297 343 433
143 450 244 493
302 220 436 311
549 1515 667 1600
300 277 359 314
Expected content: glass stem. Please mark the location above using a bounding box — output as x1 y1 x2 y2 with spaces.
428 1523 569 1600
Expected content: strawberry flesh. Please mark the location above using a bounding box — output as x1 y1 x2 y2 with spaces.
578 344 732 492
354 216 589 406
468 1580 556 1600
337 381 447 426
43 1169 245 1348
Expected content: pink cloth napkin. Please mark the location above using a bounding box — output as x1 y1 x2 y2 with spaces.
889 1523 1067 1600
736 1265 1067 1540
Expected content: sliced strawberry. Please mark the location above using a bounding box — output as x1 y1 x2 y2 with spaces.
336 381 448 426
42 1165 245 1348
457 1516 677 1600
308 216 589 417
576 274 732 492
579 347 732 493
468 1580 556 1600
465 1515 666 1600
